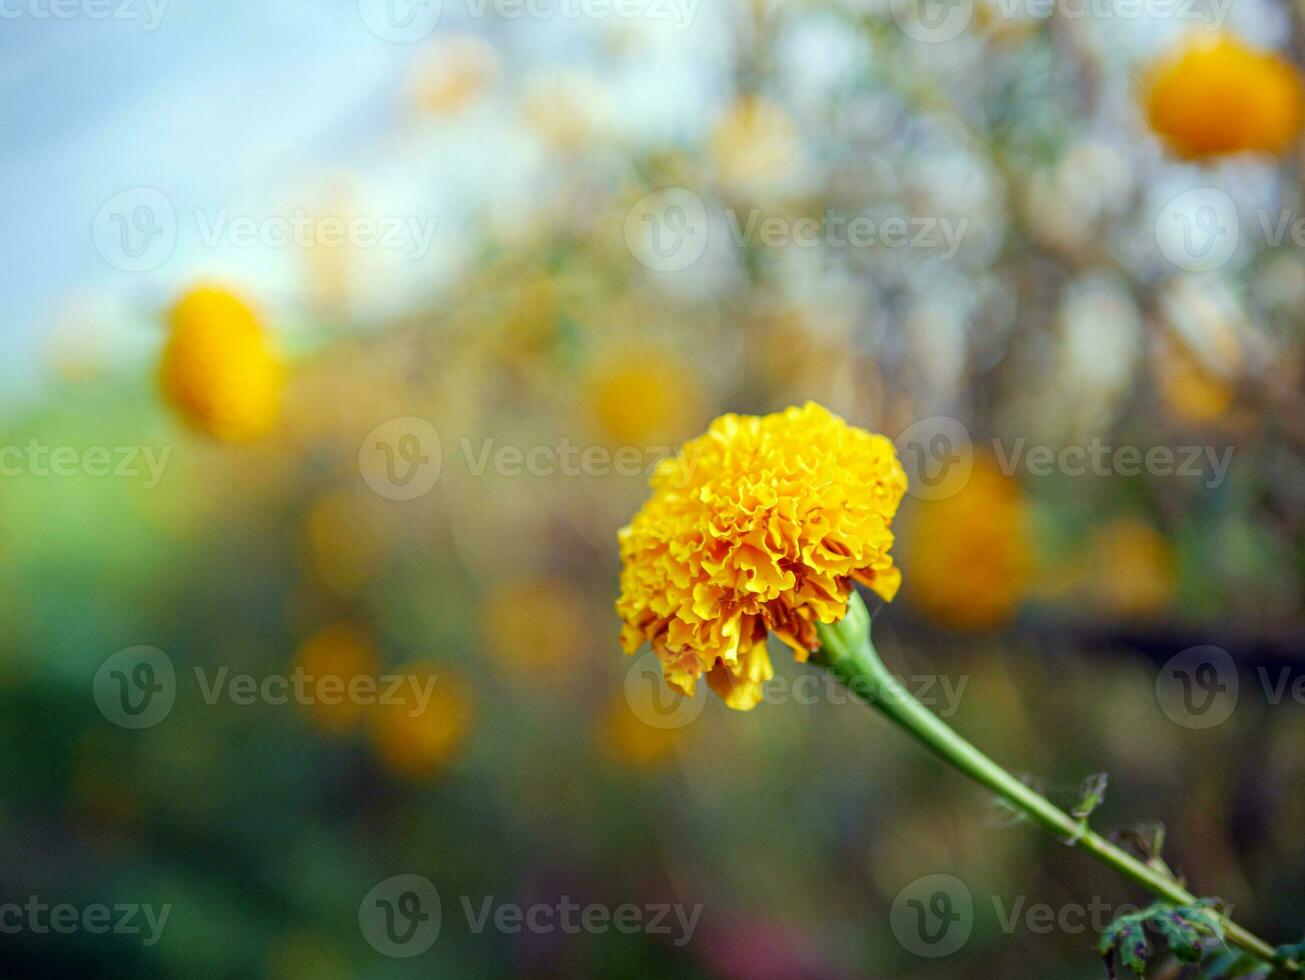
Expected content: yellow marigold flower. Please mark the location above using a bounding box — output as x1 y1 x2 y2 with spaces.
369 662 473 779
1145 35 1304 159
159 286 282 441
292 623 380 735
903 451 1030 631
617 403 906 711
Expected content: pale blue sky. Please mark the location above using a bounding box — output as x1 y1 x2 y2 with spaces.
0 0 729 405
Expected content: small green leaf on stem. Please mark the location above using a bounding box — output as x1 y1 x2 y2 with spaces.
1099 899 1226 978
1072 772 1109 823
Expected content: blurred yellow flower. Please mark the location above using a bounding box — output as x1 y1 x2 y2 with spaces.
481 579 586 673
159 285 282 441
298 184 358 318
293 623 380 735
1088 519 1176 618
409 35 500 117
265 931 352 980
303 490 393 596
709 94 801 195
598 698 680 768
584 347 705 446
904 452 1031 631
46 303 111 383
523 71 608 152
617 403 906 710
1145 35 1303 159
1154 280 1244 422
498 273 560 359
1157 351 1235 424
370 662 473 779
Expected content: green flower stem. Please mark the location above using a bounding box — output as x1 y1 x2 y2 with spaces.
813 592 1300 975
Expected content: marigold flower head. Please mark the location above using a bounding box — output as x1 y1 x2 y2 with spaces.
1145 35 1304 159
159 285 282 441
617 403 907 710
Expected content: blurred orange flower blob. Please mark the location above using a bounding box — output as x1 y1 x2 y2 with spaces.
409 35 500 117
598 698 680 768
617 403 906 710
481 579 587 673
1088 519 1177 618
303 490 394 596
904 452 1031 631
1145 35 1304 159
584 347 705 446
293 623 380 735
709 94 801 194
1154 336 1236 423
370 663 473 779
159 285 282 441
522 71 608 153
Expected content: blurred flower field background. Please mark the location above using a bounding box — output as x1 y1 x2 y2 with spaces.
5 0 1305 977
